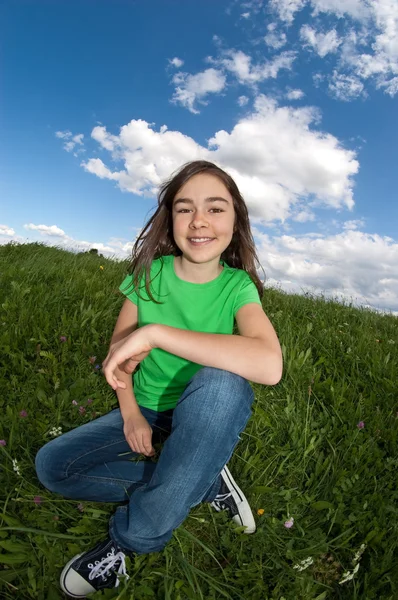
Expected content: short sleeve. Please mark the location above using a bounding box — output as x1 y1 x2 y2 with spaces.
119 274 139 305
233 272 262 316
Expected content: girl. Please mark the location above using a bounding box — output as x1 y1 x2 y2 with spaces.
35 160 283 597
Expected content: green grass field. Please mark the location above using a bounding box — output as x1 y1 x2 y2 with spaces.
1 241 397 600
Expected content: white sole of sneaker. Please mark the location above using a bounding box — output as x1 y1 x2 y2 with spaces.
218 465 256 534
60 553 96 598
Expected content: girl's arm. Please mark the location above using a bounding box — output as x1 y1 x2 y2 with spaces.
109 299 142 418
151 304 283 386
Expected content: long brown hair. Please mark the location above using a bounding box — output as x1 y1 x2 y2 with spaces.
122 160 266 304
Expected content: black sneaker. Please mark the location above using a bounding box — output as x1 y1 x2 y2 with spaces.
210 465 256 534
60 537 131 598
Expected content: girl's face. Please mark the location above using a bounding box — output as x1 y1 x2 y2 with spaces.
172 173 236 261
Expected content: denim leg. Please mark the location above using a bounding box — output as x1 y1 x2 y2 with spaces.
109 367 254 554
35 407 173 502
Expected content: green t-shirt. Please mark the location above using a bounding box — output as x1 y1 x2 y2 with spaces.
118 254 262 412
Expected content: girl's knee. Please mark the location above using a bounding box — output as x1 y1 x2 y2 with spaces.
35 439 64 489
192 366 254 402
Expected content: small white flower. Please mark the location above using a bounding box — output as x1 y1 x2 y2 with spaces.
353 543 366 564
339 562 360 584
293 556 314 572
49 426 62 437
387 339 395 344
12 458 21 476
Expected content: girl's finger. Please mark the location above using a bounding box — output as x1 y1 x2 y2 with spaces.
128 435 138 454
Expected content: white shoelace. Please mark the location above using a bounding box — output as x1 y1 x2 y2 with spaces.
88 551 129 587
215 491 232 502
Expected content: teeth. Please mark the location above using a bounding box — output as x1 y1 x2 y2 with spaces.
190 238 212 242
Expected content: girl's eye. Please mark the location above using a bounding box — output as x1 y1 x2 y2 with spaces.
177 209 223 213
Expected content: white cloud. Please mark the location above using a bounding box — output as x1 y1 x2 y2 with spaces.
81 158 121 182
55 130 72 139
217 49 296 84
80 95 358 223
56 130 85 153
342 218 365 230
24 223 66 237
241 12 250 19
237 95 249 106
293 209 316 222
171 68 226 113
169 57 184 68
0 224 15 236
300 25 342 57
264 23 287 49
270 0 307 25
328 70 366 100
91 126 120 152
270 0 398 97
253 227 398 314
286 88 305 99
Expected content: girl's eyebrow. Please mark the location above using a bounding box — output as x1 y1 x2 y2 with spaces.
174 196 229 207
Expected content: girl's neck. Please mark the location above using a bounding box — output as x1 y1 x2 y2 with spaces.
174 255 224 284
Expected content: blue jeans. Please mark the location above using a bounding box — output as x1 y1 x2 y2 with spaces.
35 367 254 554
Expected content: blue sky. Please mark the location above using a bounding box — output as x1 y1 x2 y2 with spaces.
1 0 398 314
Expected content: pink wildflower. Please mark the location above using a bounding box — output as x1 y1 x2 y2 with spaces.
60 336 67 342
19 410 28 418
0 440 6 446
77 503 84 512
72 400 78 406
87 398 93 405
89 356 96 365
284 517 294 529
33 496 42 505
79 406 86 415
357 421 365 429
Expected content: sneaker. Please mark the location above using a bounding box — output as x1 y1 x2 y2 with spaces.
210 465 256 534
60 537 131 598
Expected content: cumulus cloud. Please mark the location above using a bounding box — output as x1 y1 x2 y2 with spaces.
4 222 125 255
264 23 287 50
269 0 398 97
170 48 297 112
24 224 67 237
286 88 305 99
80 95 358 224
55 130 85 154
252 227 398 314
170 68 226 113
169 57 184 68
328 70 366 101
216 49 297 85
269 0 307 25
300 25 341 57
0 224 15 236
342 218 365 230
237 95 249 106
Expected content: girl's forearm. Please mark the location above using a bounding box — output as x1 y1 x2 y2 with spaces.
114 366 142 419
151 324 282 386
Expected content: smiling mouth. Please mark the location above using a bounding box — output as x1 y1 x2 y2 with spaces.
188 238 215 246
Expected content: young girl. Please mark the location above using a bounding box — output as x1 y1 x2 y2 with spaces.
35 160 283 597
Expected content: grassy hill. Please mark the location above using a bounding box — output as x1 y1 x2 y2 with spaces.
0 241 397 599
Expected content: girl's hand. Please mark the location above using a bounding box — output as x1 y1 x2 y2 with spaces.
123 412 156 456
102 325 157 390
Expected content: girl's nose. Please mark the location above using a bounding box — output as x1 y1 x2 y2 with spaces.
190 211 209 227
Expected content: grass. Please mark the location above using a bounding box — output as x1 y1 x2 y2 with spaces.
0 240 397 600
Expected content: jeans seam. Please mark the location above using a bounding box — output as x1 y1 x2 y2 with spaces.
64 438 130 478
68 472 141 486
